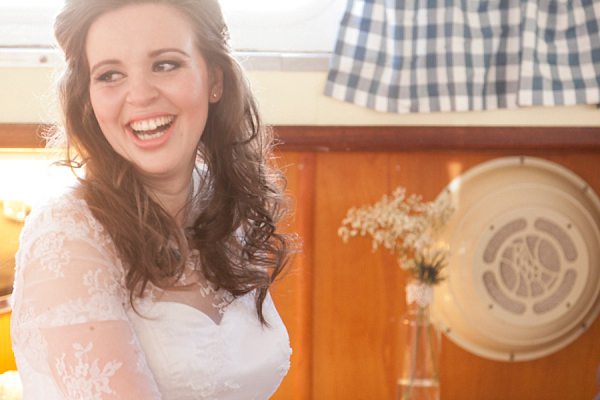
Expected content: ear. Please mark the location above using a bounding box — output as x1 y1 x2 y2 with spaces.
209 67 223 103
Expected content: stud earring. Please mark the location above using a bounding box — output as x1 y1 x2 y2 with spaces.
212 93 217 98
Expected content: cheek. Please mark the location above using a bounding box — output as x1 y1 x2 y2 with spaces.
176 67 211 109
171 80 209 112
89 89 121 131
89 89 124 149
89 90 109 125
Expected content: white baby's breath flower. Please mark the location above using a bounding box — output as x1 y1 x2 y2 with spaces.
339 187 455 276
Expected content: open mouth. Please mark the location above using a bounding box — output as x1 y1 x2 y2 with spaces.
129 115 175 141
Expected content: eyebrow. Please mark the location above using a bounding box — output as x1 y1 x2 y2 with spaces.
149 48 191 58
89 48 191 75
89 59 121 76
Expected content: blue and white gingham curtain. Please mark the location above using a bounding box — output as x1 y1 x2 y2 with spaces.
325 0 600 113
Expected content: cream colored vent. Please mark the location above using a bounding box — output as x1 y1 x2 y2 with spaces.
433 156 600 361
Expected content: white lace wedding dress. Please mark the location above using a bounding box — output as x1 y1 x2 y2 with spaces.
10 189 291 400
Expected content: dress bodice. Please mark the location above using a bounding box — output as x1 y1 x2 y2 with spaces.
10 189 291 399
129 297 290 400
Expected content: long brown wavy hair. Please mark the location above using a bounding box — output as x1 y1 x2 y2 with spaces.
52 0 293 323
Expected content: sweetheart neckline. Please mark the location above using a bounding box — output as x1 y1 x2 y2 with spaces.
151 300 226 327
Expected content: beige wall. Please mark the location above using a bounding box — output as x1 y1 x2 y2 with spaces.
1 67 599 126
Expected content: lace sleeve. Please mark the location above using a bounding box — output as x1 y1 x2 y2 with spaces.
10 194 163 400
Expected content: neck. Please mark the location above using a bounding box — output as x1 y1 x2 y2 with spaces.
142 169 194 226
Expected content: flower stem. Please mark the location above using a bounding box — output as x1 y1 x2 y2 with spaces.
426 315 439 383
402 305 423 400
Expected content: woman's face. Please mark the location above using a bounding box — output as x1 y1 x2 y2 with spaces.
86 3 222 182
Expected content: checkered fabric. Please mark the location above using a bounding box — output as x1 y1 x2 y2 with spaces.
325 0 600 113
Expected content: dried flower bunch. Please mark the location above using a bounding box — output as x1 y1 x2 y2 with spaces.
338 187 455 285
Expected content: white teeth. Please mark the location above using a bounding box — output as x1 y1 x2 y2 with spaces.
130 115 174 132
137 129 167 141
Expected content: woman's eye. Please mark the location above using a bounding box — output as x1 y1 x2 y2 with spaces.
153 60 181 72
95 71 122 83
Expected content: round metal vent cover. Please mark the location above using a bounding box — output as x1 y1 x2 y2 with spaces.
432 156 600 361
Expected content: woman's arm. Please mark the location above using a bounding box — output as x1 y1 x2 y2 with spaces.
11 197 163 399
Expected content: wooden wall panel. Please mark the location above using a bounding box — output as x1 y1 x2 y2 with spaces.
271 152 317 400
312 153 401 399
276 149 600 400
0 312 16 374
269 151 300 400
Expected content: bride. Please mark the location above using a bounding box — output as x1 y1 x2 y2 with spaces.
10 0 294 398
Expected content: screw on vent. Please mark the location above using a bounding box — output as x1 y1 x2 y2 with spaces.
432 156 600 361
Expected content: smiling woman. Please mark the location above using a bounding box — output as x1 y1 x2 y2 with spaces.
10 1 297 399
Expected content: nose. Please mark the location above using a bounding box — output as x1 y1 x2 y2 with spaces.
125 73 159 106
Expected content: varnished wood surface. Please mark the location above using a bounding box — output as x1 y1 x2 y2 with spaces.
273 126 600 152
0 124 48 148
273 149 600 400
0 311 16 374
2 124 600 152
270 152 317 400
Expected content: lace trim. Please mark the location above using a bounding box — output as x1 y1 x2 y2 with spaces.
55 343 123 399
183 249 233 315
406 283 434 307
139 248 234 318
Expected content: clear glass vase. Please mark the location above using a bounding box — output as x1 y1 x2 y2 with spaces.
396 283 441 400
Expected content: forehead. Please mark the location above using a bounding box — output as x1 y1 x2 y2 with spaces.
86 3 196 62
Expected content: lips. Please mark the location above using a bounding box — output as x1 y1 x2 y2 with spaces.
128 115 175 141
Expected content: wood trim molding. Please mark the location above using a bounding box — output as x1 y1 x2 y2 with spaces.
0 124 48 148
1 123 599 152
273 125 600 152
